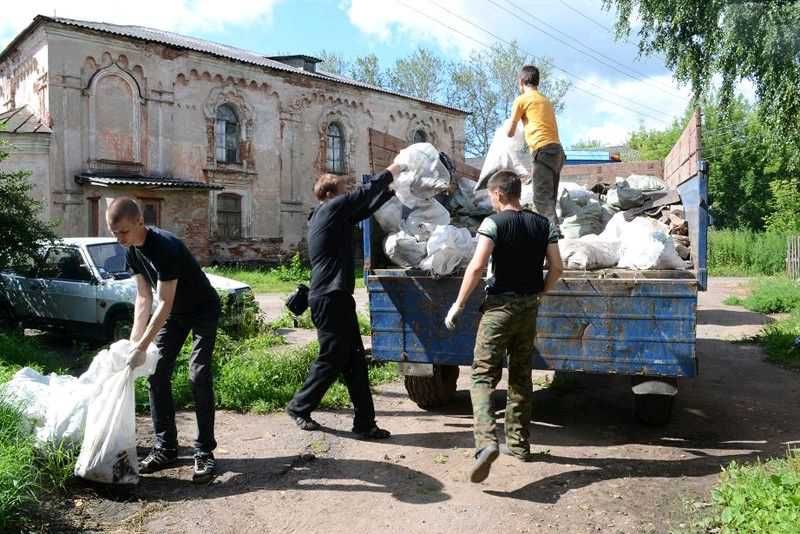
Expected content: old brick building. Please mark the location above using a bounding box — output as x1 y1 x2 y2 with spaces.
0 16 468 264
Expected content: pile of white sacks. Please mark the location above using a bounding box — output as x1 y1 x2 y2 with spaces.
374 143 479 276
373 131 687 274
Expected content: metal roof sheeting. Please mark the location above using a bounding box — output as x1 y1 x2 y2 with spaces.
75 173 223 190
0 106 52 133
13 16 466 115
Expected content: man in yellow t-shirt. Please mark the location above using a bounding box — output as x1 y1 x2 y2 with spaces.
506 65 565 228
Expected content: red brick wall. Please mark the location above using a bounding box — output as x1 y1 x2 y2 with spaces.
560 160 664 188
663 109 702 188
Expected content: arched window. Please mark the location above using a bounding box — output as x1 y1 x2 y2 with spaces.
217 193 242 240
326 123 345 174
413 129 428 143
215 104 240 163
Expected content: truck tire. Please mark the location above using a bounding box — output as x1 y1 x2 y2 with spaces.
404 365 459 410
106 311 133 342
631 377 677 425
634 393 675 426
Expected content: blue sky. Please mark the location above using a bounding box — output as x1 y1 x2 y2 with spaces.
1 0 695 147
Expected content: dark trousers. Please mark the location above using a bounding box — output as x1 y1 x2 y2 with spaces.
288 292 376 430
150 305 219 454
530 143 566 228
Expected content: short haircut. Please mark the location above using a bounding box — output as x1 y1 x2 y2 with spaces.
107 197 142 225
313 174 342 201
518 65 540 87
487 170 522 199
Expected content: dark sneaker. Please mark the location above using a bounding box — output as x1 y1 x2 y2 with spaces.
500 444 550 462
470 443 499 483
138 447 178 474
287 408 321 431
193 452 217 484
352 425 391 440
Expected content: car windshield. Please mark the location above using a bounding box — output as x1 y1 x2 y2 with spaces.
87 243 128 274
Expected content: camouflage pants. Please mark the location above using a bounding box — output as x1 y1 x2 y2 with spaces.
471 293 539 455
530 143 565 228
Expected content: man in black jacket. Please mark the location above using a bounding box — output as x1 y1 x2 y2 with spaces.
287 160 405 439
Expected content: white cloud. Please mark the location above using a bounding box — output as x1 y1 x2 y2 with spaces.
0 0 283 50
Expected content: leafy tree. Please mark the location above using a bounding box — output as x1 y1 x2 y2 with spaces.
627 119 684 160
0 137 57 270
349 54 386 87
316 50 349 76
571 138 607 149
603 0 800 146
447 42 570 157
763 178 800 234
387 47 445 101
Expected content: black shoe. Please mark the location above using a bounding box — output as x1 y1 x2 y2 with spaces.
470 443 499 483
500 444 550 462
193 452 217 484
287 408 321 431
138 447 178 474
352 425 391 440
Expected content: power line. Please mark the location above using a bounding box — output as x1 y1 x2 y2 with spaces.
559 0 615 33
492 0 686 100
416 0 674 125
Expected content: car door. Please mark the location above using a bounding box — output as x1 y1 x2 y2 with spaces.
34 246 99 324
1 255 41 319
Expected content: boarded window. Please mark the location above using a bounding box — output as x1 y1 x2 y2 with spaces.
326 123 345 174
217 193 242 240
88 197 99 237
95 74 135 162
413 129 428 143
140 199 161 227
215 104 240 163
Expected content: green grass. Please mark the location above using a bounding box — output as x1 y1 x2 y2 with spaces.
0 399 78 530
135 331 395 414
270 309 371 336
726 277 800 366
708 229 789 276
728 278 800 314
709 450 800 533
206 263 365 294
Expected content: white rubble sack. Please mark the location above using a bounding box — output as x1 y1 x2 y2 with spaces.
420 225 475 276
400 199 451 241
625 174 666 192
384 231 427 268
373 195 404 234
559 235 620 270
478 120 530 186
392 143 451 207
74 340 161 484
615 216 685 270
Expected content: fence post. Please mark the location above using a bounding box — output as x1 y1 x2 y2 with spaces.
788 236 800 280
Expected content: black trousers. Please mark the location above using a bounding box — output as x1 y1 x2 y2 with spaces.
150 304 219 454
288 292 376 430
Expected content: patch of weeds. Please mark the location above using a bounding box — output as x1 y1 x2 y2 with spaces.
734 278 800 314
0 399 78 531
710 449 800 533
757 310 800 367
270 309 315 330
357 313 371 336
307 437 330 455
723 295 743 306
271 253 311 283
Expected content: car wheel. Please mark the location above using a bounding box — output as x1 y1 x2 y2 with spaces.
107 312 133 342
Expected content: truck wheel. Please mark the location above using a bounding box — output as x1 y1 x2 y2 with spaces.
107 312 133 342
404 365 459 410
634 394 675 425
632 378 677 426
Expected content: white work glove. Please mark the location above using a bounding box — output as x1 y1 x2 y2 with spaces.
444 303 464 330
126 348 147 369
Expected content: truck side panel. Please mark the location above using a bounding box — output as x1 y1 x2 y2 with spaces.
368 273 698 377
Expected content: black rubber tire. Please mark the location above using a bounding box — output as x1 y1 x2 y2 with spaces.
106 311 133 342
634 393 675 426
404 365 460 410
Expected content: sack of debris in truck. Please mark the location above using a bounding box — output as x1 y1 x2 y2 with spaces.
370 130 692 275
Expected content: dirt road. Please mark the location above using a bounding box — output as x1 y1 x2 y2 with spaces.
61 278 800 533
